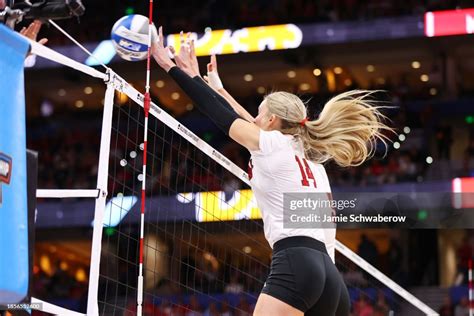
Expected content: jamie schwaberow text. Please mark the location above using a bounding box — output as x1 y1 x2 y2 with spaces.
290 213 407 223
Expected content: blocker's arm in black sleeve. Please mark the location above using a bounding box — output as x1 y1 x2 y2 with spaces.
168 66 240 135
192 76 237 114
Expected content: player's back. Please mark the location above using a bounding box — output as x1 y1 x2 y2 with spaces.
249 130 336 261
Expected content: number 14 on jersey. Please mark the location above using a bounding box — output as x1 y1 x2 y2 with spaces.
295 155 317 188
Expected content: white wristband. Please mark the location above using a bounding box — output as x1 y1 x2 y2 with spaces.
207 70 224 90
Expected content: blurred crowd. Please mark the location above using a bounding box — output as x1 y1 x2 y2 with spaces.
438 296 471 316
33 265 88 313
35 231 472 315
32 235 404 315
29 91 474 193
455 235 474 286
36 0 474 45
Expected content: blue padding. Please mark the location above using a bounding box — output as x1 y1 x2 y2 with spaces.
0 24 30 304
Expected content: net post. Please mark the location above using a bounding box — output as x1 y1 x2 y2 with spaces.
87 77 115 316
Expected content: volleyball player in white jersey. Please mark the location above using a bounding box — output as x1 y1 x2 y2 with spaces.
201 55 339 264
152 27 390 316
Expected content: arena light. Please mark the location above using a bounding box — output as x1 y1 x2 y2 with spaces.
124 6 135 15
116 91 128 105
75 100 84 108
313 68 322 76
411 61 421 69
243 74 253 82
334 67 343 74
194 189 262 222
59 261 68 271
91 195 138 227
425 8 474 37
40 100 54 117
452 177 474 209
166 24 303 56
171 92 180 100
75 268 87 282
86 40 116 66
84 86 93 95
299 83 310 90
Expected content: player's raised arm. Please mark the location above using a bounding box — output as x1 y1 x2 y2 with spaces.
151 26 176 73
204 54 255 123
152 27 261 151
172 36 255 123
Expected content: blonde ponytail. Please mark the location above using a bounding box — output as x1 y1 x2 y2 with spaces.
264 90 392 167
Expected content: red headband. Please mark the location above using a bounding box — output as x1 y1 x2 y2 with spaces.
300 118 309 126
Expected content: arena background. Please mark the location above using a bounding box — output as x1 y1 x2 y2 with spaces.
2 0 474 315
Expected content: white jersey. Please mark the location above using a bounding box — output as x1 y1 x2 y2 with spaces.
249 130 336 262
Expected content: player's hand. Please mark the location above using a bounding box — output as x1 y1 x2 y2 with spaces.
152 26 176 73
169 31 200 77
204 55 223 90
187 32 200 77
208 54 218 73
20 20 48 45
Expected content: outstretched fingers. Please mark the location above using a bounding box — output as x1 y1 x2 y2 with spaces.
167 45 176 56
211 54 218 72
189 38 196 58
152 26 176 72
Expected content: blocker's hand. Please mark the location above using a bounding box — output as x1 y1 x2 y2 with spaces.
187 33 200 77
168 31 200 78
152 26 176 72
204 54 223 90
207 54 218 73
20 20 48 45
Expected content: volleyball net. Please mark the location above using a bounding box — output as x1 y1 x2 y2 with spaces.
0 25 438 316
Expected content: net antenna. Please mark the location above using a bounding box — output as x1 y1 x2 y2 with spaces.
136 0 155 315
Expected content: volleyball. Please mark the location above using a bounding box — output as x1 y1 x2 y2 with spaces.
111 14 157 61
